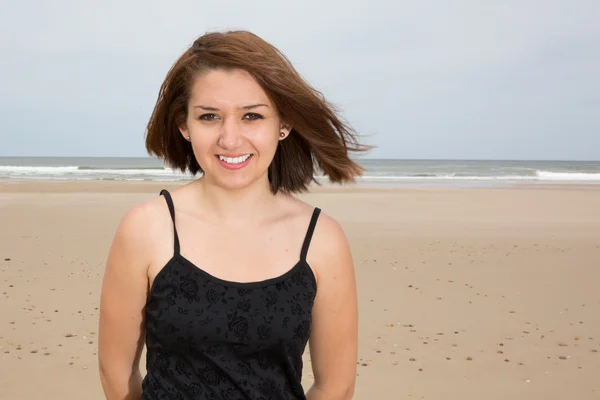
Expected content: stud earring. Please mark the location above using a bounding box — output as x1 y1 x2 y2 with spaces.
186 136 190 141
279 132 285 138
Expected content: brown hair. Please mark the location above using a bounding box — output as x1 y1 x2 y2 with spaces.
145 30 372 193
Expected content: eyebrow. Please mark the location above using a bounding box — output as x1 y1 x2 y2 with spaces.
193 104 269 111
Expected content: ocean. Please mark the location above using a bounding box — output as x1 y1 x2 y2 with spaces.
1 157 600 188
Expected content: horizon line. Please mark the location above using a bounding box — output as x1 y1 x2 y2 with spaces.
0 155 599 162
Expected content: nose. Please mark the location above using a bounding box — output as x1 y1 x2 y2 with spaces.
217 118 243 150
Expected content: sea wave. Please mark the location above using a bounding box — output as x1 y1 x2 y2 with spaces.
0 165 191 179
1 165 600 183
359 170 600 182
77 166 166 171
0 165 80 173
535 170 600 181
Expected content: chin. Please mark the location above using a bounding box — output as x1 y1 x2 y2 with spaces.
209 174 259 191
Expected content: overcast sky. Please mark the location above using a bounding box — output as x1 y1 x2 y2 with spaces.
1 0 598 160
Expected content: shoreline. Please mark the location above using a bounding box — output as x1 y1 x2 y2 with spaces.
2 179 600 194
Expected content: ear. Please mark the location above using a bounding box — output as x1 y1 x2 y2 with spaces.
279 122 292 140
179 123 190 141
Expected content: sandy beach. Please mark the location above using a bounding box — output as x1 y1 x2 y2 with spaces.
1 181 599 400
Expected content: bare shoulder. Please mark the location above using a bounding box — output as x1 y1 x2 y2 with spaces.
117 196 169 242
305 208 353 284
283 196 349 254
311 211 350 257
109 194 173 268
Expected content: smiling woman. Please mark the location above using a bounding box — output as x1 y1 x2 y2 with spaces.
144 30 369 193
176 68 292 191
98 30 371 400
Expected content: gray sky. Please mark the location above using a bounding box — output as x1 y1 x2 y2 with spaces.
1 0 599 160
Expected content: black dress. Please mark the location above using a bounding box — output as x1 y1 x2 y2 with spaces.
141 190 321 399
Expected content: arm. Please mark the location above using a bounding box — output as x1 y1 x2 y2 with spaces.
98 205 154 399
306 215 358 400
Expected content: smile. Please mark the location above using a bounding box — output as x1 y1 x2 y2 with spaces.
215 154 253 170
218 154 251 164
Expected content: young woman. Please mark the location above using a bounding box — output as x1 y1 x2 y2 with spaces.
98 30 369 400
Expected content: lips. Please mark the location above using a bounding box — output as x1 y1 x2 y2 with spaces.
217 154 251 164
215 154 253 170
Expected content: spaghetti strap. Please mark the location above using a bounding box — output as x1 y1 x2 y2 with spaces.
300 207 321 261
159 189 180 255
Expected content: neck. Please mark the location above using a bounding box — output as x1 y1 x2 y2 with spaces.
193 175 281 224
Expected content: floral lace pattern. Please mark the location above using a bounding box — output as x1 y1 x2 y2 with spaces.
141 254 317 400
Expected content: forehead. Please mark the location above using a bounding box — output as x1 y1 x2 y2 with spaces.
188 68 272 107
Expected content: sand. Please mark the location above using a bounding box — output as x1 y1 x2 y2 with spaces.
1 181 599 399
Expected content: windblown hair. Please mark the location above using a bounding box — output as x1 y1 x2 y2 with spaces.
145 30 371 193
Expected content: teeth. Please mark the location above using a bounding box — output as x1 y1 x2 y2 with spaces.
219 154 251 164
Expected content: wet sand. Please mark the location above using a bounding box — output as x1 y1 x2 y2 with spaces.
1 181 599 399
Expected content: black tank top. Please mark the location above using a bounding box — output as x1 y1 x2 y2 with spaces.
141 190 320 399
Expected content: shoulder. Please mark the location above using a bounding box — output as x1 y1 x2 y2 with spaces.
306 209 353 284
110 193 172 260
118 195 169 235
311 211 350 257
282 196 349 258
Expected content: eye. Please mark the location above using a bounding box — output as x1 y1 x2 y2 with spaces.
243 113 263 121
199 113 219 121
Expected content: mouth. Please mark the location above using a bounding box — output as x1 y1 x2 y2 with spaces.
215 153 253 170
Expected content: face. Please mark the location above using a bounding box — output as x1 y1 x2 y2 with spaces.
180 69 291 191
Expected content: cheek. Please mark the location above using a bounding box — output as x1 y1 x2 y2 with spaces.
260 136 281 155
189 137 214 161
247 127 280 149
